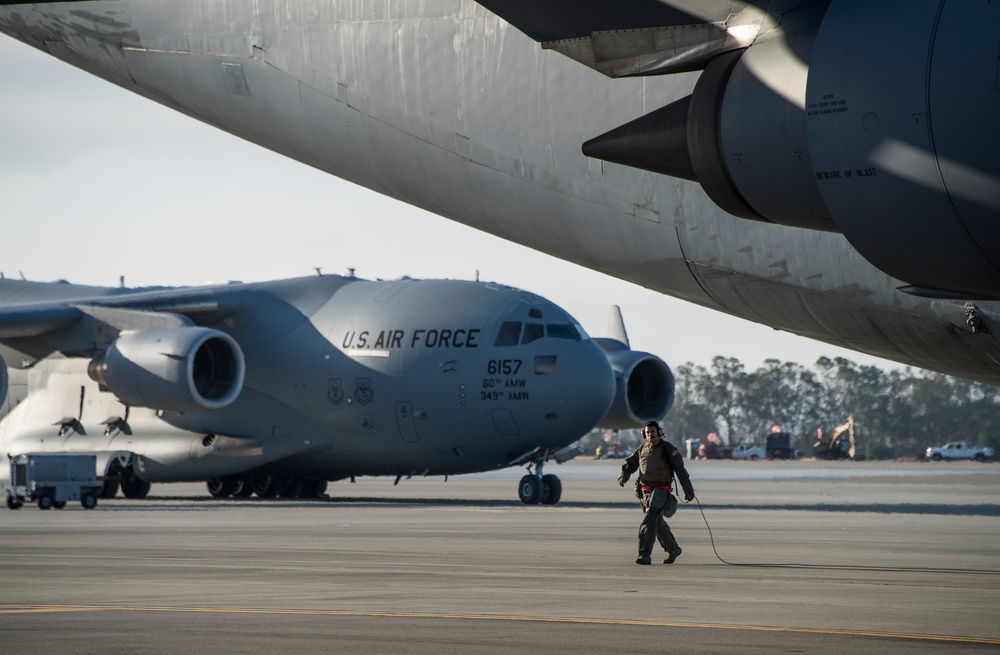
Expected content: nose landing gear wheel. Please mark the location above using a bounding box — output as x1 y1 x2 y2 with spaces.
541 474 562 505
517 475 541 504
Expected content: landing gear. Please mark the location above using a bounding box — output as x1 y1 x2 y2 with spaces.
516 454 563 505
517 475 541 504
206 476 328 499
99 479 120 499
541 474 562 505
232 480 255 498
121 474 151 499
206 477 241 498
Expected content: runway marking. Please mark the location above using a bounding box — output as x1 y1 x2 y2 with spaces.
0 604 997 645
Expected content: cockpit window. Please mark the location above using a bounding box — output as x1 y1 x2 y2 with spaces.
495 321 522 347
546 323 581 340
522 322 544 344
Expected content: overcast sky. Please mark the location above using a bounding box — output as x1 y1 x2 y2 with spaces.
0 35 901 374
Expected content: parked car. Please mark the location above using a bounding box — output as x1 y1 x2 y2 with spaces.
731 444 766 460
924 441 994 462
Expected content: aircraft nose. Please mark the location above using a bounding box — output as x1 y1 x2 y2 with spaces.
554 340 615 432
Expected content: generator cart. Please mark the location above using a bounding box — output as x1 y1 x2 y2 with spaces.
5 453 103 510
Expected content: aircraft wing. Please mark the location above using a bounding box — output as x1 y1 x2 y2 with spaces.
475 0 779 77
0 281 236 366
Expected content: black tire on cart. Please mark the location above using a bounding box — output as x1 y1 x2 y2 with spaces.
52 500 67 509
37 494 53 510
81 493 98 509
6 495 23 510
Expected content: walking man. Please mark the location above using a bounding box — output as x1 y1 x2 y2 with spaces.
618 420 695 565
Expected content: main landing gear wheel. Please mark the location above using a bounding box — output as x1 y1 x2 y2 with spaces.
232 480 255 498
121 476 152 499
207 477 241 498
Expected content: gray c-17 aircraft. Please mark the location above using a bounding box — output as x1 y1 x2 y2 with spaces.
0 273 672 505
0 1 999 383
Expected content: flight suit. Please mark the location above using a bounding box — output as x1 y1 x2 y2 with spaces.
620 439 694 563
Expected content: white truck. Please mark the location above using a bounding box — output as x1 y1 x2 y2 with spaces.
924 441 994 462
5 453 104 510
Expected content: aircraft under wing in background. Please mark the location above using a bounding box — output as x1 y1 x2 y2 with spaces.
0 1 998 382
0 274 672 505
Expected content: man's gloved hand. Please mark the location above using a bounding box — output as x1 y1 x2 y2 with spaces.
618 469 630 487
684 491 695 503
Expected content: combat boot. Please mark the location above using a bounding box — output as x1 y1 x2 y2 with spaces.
663 546 682 564
635 555 651 565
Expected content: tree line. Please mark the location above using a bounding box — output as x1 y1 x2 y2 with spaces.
659 356 1000 460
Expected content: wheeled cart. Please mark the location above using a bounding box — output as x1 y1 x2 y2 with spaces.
5 453 103 510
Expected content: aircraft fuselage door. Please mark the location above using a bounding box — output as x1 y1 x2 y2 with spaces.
395 401 419 443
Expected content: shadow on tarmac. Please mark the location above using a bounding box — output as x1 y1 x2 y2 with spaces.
98 495 1000 517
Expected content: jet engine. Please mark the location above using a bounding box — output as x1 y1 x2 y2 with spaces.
88 327 245 412
594 341 674 429
0 353 7 409
582 0 1000 298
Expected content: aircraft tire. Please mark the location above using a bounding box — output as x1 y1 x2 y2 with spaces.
99 480 120 499
121 477 152 499
232 480 254 498
252 475 281 499
280 478 304 499
541 474 562 505
300 478 328 498
517 475 541 505
207 477 240 498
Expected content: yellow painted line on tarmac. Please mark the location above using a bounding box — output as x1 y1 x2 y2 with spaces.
0 604 996 646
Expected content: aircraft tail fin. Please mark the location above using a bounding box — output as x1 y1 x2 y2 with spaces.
606 305 630 349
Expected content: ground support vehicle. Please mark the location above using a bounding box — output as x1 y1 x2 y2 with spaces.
5 453 103 510
814 417 857 460
766 431 794 459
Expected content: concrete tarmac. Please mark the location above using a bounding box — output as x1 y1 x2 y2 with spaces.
1 458 998 654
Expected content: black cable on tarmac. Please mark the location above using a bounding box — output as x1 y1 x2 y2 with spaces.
688 494 1000 574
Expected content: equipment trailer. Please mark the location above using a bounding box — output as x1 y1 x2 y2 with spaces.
5 453 103 510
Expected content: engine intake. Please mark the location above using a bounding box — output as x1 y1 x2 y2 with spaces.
88 327 245 411
595 345 674 429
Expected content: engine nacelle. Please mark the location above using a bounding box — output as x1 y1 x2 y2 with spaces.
596 346 674 429
88 328 245 412
0 353 7 409
583 0 1000 298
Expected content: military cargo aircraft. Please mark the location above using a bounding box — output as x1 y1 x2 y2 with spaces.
0 274 672 505
0 1 998 384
